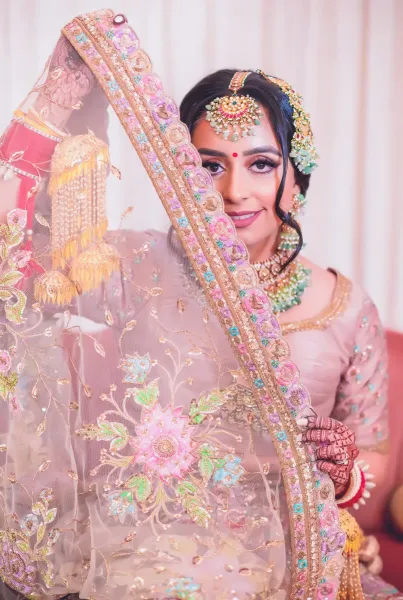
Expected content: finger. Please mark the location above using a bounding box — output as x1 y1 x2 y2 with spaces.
316 460 350 486
300 429 333 444
304 416 343 431
316 445 349 462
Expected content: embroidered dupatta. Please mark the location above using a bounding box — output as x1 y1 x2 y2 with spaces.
0 9 345 600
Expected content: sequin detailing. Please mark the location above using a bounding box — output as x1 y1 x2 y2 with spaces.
0 489 60 596
281 271 352 335
332 296 389 453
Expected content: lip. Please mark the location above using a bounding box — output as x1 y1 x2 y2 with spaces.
227 209 263 229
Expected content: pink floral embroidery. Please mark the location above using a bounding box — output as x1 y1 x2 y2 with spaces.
133 404 195 481
7 209 27 229
9 249 32 269
0 538 36 596
0 350 12 374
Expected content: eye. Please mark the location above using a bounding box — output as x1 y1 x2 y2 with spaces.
249 158 278 174
202 161 224 176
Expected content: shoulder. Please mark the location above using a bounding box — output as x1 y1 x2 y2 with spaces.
320 265 383 351
295 257 383 341
301 257 378 324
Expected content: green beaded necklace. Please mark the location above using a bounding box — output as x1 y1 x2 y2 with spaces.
253 251 311 314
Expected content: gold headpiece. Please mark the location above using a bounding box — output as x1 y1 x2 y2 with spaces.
34 131 120 305
205 71 262 142
256 70 318 174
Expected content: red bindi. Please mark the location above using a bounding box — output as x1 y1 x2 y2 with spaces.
232 152 238 157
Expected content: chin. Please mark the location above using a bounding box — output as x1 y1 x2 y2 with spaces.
232 225 266 246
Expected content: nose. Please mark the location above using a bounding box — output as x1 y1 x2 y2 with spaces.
221 164 249 205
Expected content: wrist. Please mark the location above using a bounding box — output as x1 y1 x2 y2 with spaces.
336 460 375 510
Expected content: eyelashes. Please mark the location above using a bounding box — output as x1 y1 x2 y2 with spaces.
202 160 223 175
202 157 279 176
250 158 279 173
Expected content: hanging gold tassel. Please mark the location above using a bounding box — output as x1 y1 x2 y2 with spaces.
34 131 120 305
69 241 120 294
337 509 365 600
34 270 77 306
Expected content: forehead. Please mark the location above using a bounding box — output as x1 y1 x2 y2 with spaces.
191 105 280 153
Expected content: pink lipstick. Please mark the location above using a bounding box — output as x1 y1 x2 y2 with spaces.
226 210 263 229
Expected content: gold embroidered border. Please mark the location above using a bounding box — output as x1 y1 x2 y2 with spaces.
281 272 352 335
61 12 345 598
65 19 318 598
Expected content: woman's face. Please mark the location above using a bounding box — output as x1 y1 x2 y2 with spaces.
191 107 300 260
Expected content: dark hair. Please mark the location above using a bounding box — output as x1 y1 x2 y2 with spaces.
179 69 311 267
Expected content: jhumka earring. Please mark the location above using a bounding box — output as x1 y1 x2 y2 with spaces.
278 193 307 253
205 71 262 142
34 132 120 305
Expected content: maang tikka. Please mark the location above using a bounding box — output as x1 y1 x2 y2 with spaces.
205 71 262 142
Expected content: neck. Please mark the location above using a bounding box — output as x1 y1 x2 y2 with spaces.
247 231 280 263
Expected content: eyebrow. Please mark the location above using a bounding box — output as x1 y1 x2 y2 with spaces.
197 145 282 158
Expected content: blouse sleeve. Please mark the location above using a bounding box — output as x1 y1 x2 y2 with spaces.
331 295 389 453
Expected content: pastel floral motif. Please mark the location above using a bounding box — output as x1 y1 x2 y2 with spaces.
255 314 280 339
134 404 195 481
203 270 214 282
128 379 159 409
317 581 335 599
0 350 12 374
0 536 36 596
119 352 151 384
20 514 40 537
243 289 269 315
77 418 129 453
209 215 233 241
76 33 88 43
213 454 245 487
106 490 136 524
106 77 119 92
276 361 298 387
221 241 246 266
285 384 309 413
0 370 18 403
0 488 60 595
189 389 226 425
0 211 28 323
7 209 27 230
9 249 32 269
166 576 201 600
178 217 189 228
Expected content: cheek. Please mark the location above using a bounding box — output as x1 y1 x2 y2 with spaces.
253 175 278 213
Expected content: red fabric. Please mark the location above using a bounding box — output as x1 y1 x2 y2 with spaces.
0 120 57 179
376 532 403 592
355 330 403 591
0 120 58 279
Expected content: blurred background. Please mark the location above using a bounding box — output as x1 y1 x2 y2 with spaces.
0 0 402 329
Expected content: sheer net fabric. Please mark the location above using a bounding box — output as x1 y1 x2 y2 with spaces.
0 9 345 600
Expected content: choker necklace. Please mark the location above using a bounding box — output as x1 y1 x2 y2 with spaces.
252 251 311 314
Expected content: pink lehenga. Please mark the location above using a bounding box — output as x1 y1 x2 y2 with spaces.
0 9 398 600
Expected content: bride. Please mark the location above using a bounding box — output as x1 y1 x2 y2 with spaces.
0 9 400 600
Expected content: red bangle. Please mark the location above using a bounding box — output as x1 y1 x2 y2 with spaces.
336 460 375 511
